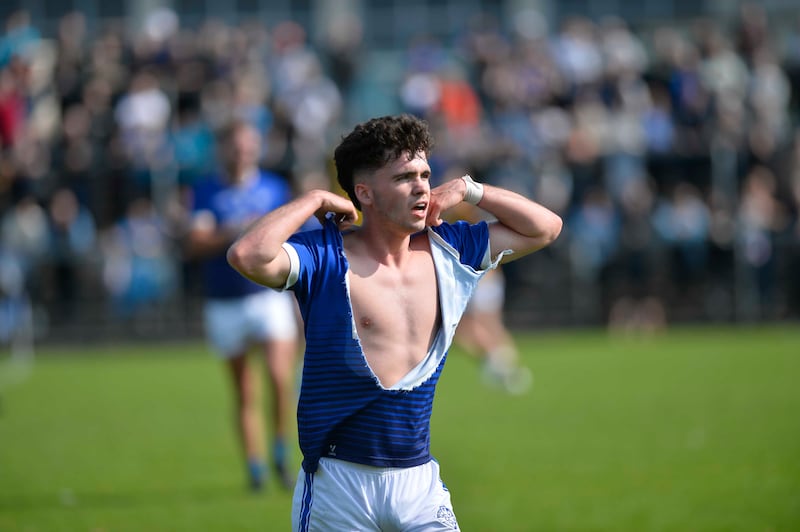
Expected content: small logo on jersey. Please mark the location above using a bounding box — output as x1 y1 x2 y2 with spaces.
436 506 459 529
328 444 337 456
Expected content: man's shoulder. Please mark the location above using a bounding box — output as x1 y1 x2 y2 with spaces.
430 220 486 242
289 220 342 248
429 220 490 268
287 222 348 292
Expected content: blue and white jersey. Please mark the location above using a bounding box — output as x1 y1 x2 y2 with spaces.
285 218 502 473
191 169 291 299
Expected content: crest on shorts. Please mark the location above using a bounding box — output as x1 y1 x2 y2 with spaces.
436 506 459 529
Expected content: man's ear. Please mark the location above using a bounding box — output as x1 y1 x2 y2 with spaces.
355 182 372 207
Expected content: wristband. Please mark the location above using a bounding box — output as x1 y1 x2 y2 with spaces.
461 174 484 205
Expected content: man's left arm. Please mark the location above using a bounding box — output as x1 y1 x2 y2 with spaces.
428 176 563 264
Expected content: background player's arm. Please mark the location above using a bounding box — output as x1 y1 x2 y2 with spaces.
227 189 358 288
186 211 242 259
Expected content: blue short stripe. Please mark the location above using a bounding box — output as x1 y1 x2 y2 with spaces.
298 471 314 531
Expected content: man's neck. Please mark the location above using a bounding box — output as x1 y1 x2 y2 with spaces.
349 221 418 267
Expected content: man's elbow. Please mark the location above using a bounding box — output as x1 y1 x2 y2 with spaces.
545 213 563 245
227 241 286 289
226 241 248 275
531 212 562 248
512 213 563 258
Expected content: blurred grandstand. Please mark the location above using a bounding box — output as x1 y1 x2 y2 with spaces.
0 0 798 343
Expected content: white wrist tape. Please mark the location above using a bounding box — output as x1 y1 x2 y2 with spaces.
461 174 484 205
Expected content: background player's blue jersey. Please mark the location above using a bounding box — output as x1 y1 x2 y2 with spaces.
191 169 291 299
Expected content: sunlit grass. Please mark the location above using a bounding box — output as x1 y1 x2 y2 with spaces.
1 325 798 531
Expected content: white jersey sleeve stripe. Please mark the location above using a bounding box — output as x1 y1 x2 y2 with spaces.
281 242 300 290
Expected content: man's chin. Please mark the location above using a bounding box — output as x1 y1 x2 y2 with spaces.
411 219 427 231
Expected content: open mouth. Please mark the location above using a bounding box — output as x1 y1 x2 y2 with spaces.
412 201 428 213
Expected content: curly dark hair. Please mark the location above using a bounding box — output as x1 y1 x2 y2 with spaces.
334 114 433 210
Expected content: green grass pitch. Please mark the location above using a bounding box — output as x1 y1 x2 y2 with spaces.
1 325 798 531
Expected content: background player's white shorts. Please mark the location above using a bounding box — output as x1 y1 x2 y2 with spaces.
466 269 505 314
292 457 459 531
204 290 297 358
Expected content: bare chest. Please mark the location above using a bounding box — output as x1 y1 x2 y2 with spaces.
347 253 440 386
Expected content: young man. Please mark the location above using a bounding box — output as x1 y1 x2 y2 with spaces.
186 120 299 491
227 115 562 529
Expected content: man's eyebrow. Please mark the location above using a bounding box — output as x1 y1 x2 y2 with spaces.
393 171 415 179
393 169 431 179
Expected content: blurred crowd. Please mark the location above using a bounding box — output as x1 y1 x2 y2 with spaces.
1 3 799 341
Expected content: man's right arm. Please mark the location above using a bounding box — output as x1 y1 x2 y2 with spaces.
227 189 358 289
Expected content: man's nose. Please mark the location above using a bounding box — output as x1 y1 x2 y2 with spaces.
412 176 429 192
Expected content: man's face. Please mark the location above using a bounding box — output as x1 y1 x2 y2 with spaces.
362 150 431 233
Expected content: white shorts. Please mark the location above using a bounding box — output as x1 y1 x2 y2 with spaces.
203 290 297 358
292 458 459 531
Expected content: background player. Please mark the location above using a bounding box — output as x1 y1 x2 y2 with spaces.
185 119 298 491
